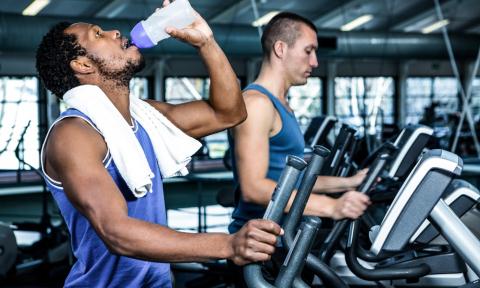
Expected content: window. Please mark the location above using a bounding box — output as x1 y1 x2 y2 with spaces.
0 77 40 170
467 78 480 119
288 77 322 132
335 77 394 135
165 77 208 104
165 77 227 159
406 77 459 125
130 77 149 100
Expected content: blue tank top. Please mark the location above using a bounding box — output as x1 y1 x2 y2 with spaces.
41 109 171 287
228 84 305 233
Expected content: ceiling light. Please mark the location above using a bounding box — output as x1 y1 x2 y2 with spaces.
252 11 280 27
340 14 373 31
421 19 450 34
22 0 50 16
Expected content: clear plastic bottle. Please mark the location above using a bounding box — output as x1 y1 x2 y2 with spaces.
130 0 195 48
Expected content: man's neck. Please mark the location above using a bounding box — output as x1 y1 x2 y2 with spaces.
254 61 291 102
96 81 132 125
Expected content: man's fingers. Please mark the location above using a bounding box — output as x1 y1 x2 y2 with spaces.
342 203 365 218
351 196 370 210
244 225 278 245
165 27 197 44
165 26 180 37
248 219 283 235
340 191 371 219
237 251 271 265
346 191 370 203
245 239 276 255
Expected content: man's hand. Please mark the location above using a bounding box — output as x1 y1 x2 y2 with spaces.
331 191 371 220
162 0 213 48
229 219 283 266
347 168 369 189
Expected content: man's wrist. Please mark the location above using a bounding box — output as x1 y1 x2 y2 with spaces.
198 37 217 53
223 234 235 261
317 195 336 218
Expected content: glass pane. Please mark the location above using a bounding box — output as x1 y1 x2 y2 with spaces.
433 77 458 114
335 77 394 135
130 77 149 100
165 77 227 159
165 77 208 104
406 77 459 125
0 77 40 170
472 78 480 118
406 78 433 125
288 77 322 132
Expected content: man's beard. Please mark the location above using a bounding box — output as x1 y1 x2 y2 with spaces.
87 54 146 87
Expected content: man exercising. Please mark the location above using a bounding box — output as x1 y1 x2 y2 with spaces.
35 2 281 287
228 12 371 285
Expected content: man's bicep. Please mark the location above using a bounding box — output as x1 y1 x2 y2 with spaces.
61 164 128 225
233 97 273 191
48 123 129 235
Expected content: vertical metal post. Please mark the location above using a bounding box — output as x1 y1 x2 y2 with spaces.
396 62 408 126
153 59 166 102
451 48 480 153
326 61 337 117
249 0 262 37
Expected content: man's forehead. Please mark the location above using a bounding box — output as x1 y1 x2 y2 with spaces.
298 23 316 36
298 24 318 45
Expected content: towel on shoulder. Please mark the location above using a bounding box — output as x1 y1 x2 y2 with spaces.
63 85 202 198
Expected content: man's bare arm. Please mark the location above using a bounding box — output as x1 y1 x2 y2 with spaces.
233 93 370 220
44 119 280 265
312 168 368 193
146 9 246 139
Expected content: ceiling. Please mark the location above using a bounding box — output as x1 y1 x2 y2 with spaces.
0 0 479 58
1 0 478 33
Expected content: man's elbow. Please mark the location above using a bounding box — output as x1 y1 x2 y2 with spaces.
240 186 264 205
232 108 248 127
98 221 135 256
220 107 247 129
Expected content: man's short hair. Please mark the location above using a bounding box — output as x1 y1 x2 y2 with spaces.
36 22 86 99
261 12 317 59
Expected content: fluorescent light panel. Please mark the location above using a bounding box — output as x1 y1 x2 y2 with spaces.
341 14 373 31
252 11 280 27
421 19 450 34
22 0 50 16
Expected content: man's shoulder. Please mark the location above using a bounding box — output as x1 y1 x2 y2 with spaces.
243 89 274 110
47 117 106 159
50 116 98 138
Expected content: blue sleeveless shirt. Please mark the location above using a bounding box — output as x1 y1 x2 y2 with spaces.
41 109 171 287
228 84 305 233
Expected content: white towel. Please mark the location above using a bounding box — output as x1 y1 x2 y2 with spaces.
63 85 202 198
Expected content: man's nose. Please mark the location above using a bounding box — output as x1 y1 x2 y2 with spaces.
110 30 121 39
310 54 318 68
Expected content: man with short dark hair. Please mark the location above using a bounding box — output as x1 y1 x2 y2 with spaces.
36 3 282 287
228 12 371 285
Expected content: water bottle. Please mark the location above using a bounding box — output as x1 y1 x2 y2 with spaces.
130 0 195 48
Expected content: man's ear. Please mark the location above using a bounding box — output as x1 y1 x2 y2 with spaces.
70 56 94 75
272 40 287 59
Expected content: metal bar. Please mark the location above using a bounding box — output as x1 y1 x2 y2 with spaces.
249 0 262 37
451 47 480 152
429 199 480 277
433 0 480 157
